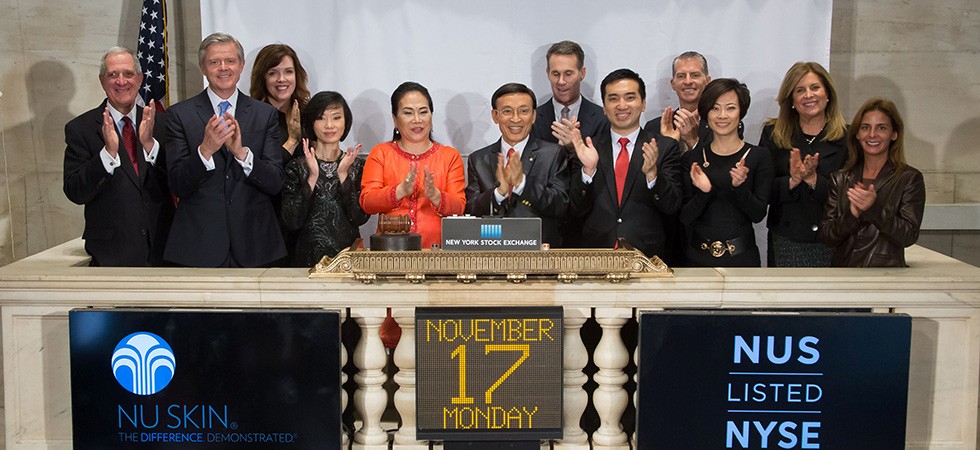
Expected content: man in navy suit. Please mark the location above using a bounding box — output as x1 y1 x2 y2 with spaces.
165 32 285 267
644 51 713 150
63 46 174 266
530 40 609 247
466 83 569 247
531 40 608 149
568 69 684 259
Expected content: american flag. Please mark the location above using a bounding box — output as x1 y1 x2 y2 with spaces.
137 0 168 109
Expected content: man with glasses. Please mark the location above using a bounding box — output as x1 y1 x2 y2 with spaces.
465 83 569 247
63 46 174 266
164 32 285 267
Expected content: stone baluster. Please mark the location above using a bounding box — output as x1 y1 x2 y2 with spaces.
592 308 631 449
351 307 389 449
555 307 591 449
391 307 427 449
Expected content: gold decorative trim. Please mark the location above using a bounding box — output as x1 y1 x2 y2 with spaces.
310 240 672 283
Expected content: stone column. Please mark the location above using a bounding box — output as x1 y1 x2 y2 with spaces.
554 307 590 449
351 307 389 449
391 307 427 449
592 307 631 449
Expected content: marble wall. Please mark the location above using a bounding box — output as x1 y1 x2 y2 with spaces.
0 0 977 266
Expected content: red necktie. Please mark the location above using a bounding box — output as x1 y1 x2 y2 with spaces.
121 116 139 175
615 137 629 204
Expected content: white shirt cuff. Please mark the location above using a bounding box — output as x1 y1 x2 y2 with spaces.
144 139 160 165
100 147 121 174
512 175 527 196
581 169 593 185
236 147 254 176
198 146 216 171
647 177 657 189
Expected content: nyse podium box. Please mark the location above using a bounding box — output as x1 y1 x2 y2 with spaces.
415 307 562 442
69 308 342 449
637 311 911 450
442 216 542 250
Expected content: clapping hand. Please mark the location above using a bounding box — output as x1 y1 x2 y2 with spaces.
396 162 418 201
730 153 750 187
673 108 700 149
641 138 659 183
285 100 301 155
495 152 511 196
423 166 441 208
138 99 156 154
337 144 362 184
847 181 876 218
200 111 237 159
551 117 580 148
570 126 599 177
101 107 119 157
690 162 712 193
302 138 318 191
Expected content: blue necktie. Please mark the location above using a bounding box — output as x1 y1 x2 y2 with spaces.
218 100 231 118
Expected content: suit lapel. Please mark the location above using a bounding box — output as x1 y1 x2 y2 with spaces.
594 132 619 208
522 137 539 175
620 129 651 206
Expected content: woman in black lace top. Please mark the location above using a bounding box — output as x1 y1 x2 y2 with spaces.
280 92 369 266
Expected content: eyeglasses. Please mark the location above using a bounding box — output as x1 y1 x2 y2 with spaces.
496 107 533 118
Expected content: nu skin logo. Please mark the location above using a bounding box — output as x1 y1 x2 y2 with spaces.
480 224 502 239
111 332 176 395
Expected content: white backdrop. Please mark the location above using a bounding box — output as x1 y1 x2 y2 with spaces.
201 0 832 155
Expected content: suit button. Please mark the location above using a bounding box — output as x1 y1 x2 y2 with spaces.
654 194 661 200
811 224 819 232
226 175 230 180
140 229 146 236
617 218 623 223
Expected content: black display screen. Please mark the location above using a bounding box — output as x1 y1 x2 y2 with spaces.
415 307 563 441
637 311 911 450
69 308 342 449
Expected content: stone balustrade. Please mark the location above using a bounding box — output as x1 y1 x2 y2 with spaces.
0 239 978 449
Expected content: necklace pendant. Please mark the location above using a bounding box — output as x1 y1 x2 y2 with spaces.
702 161 710 168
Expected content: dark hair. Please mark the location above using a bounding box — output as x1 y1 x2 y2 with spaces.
671 51 709 77
600 68 646 100
390 81 434 141
698 78 751 120
302 91 353 143
249 44 310 109
843 97 907 174
546 40 585 70
491 83 536 110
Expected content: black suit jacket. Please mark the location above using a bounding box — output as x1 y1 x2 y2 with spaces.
63 100 174 266
531 96 609 145
568 127 683 258
465 137 569 246
164 90 286 267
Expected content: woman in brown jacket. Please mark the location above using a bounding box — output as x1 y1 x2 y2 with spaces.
819 98 925 267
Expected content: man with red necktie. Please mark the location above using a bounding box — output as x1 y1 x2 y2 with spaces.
568 69 684 260
63 46 174 266
465 83 569 247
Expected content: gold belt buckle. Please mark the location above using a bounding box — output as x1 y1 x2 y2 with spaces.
701 240 736 257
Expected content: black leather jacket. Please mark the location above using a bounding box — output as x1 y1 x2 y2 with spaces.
819 162 925 267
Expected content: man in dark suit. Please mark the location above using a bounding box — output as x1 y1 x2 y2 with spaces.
531 40 608 149
530 40 609 247
569 69 684 259
644 51 712 150
165 32 285 267
465 83 568 247
63 46 174 266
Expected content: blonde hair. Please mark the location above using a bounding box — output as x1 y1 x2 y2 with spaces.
764 62 846 149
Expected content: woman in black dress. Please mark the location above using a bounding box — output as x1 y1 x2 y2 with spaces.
681 79 773 267
761 62 847 267
280 92 369 266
